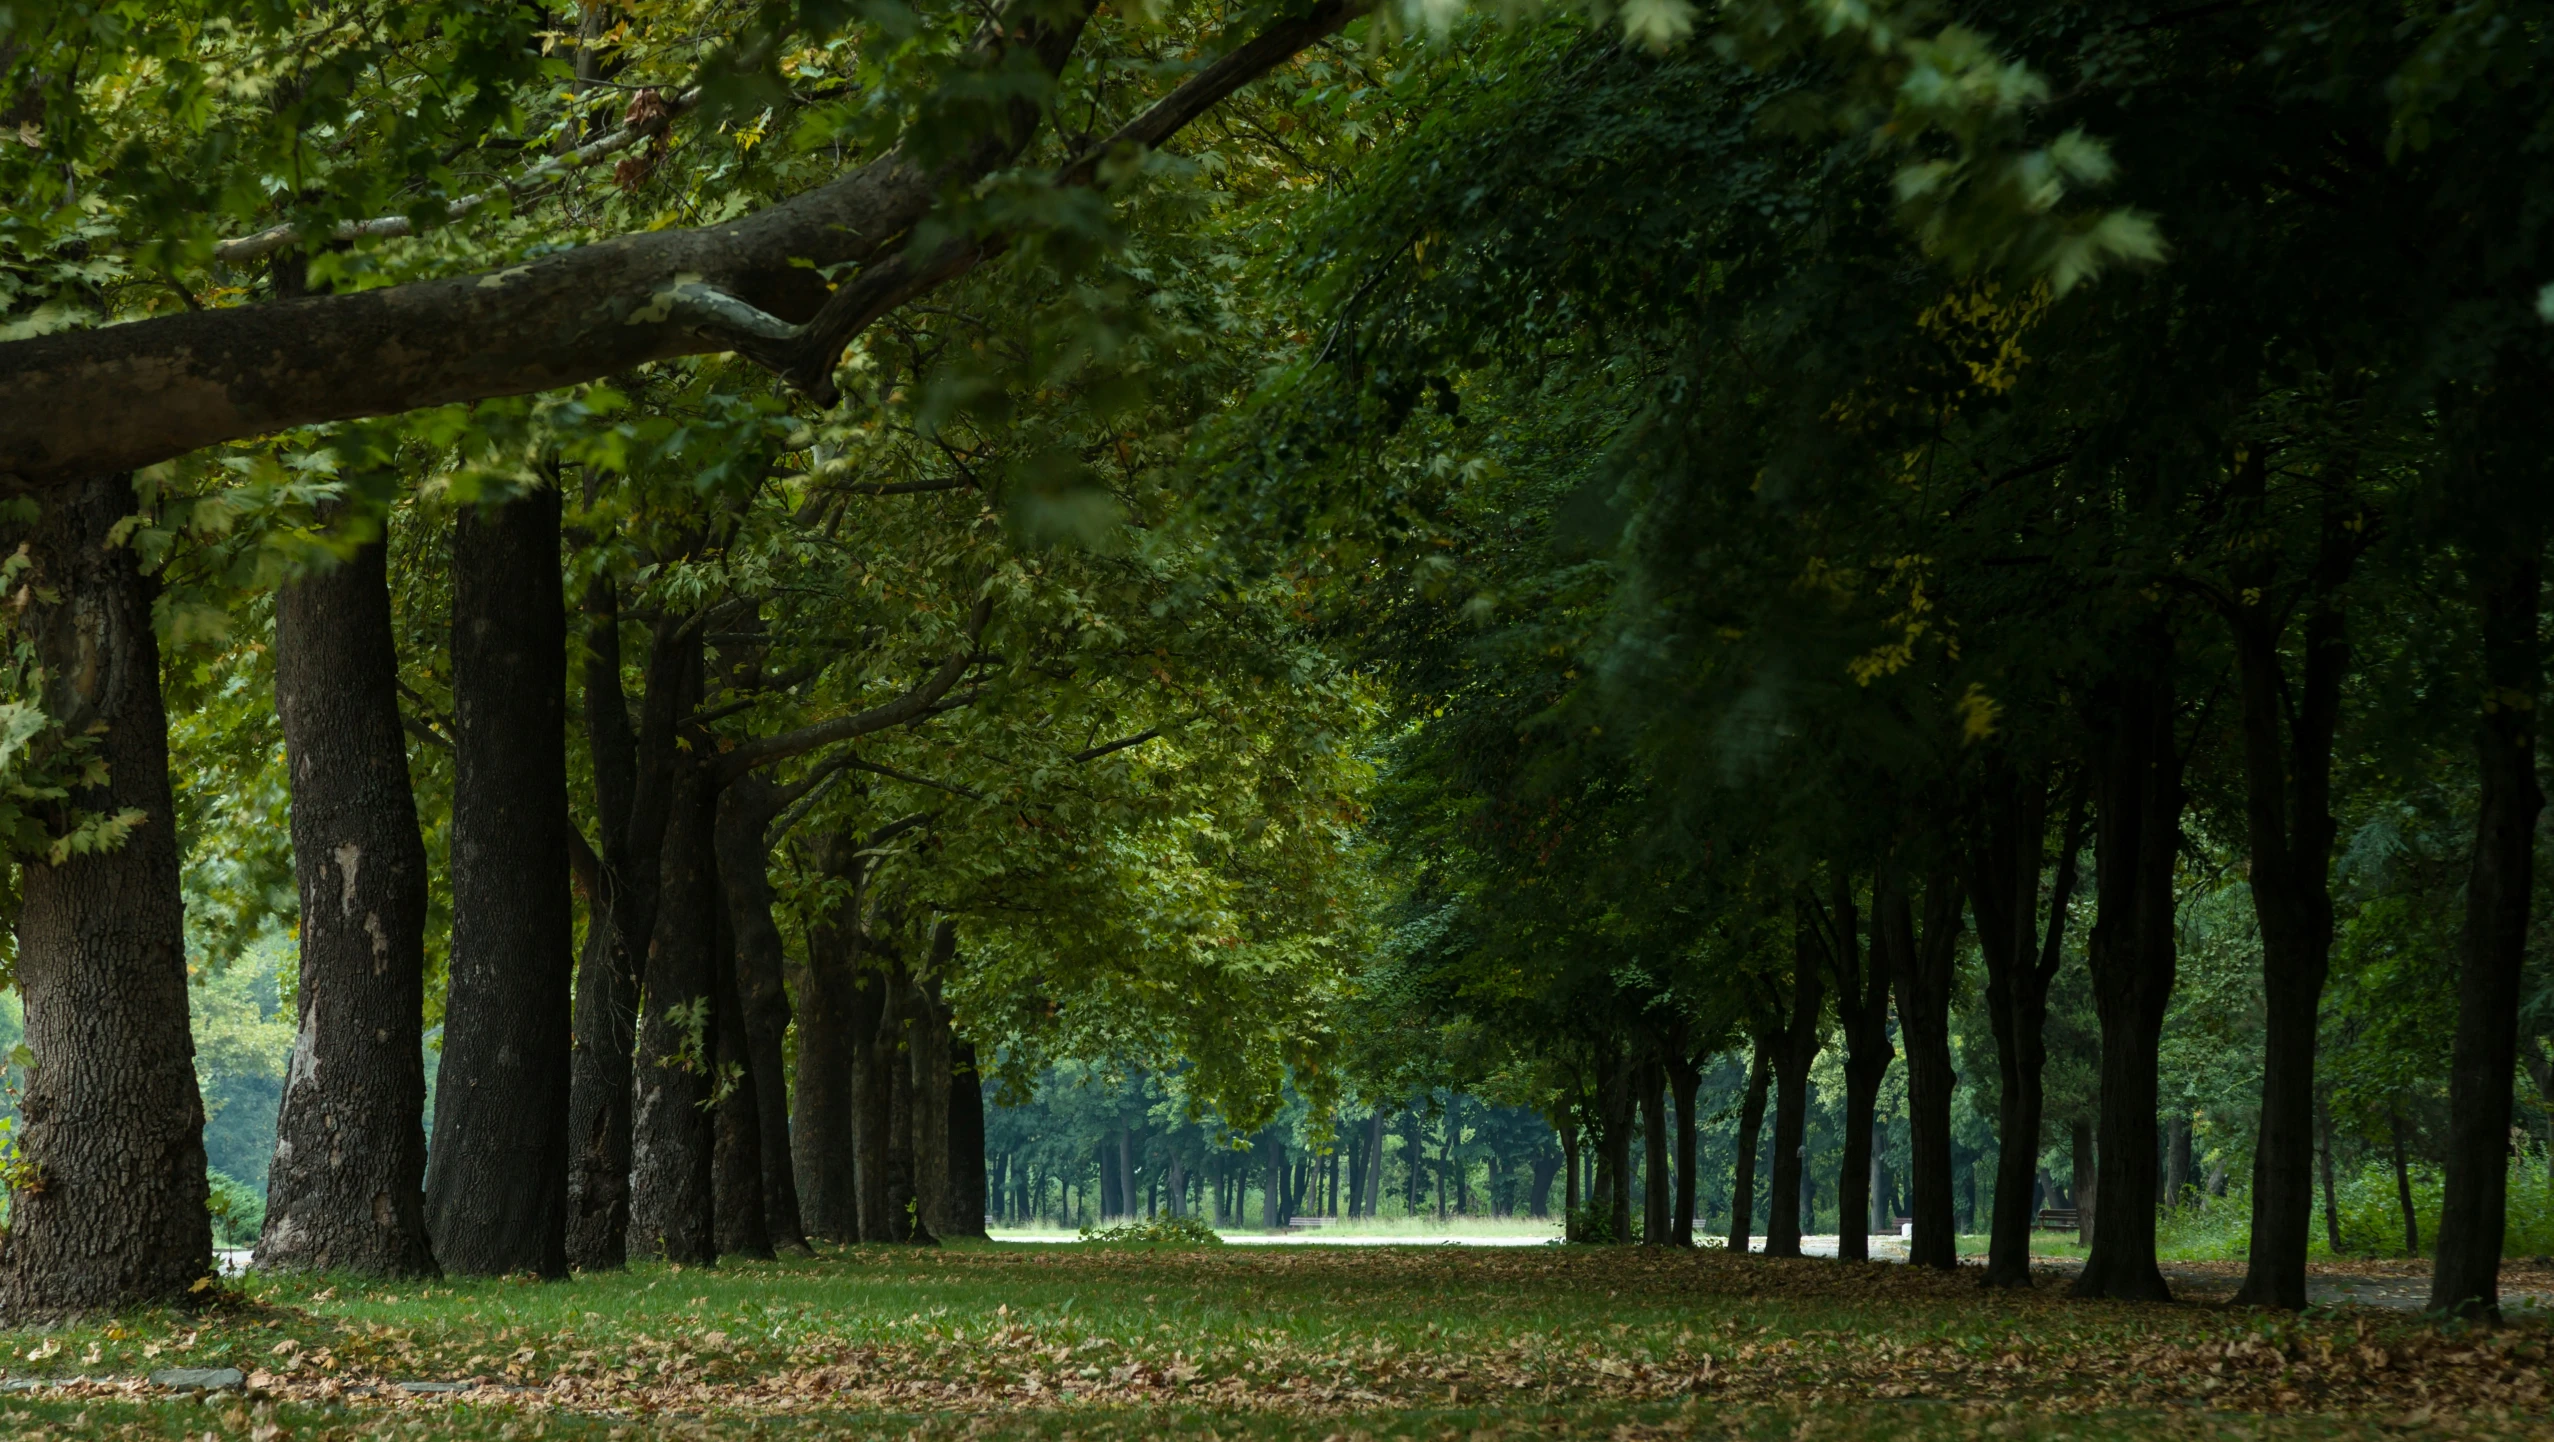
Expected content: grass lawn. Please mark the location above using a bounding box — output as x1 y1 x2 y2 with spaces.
0 1242 2541 1440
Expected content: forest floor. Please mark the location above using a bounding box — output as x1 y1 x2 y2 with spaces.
0 1242 2544 1441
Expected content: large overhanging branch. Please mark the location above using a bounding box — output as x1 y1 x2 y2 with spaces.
0 0 1368 488
211 89 705 268
0 4 1093 487
714 594 995 782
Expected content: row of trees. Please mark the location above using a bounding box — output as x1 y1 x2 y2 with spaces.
0 0 1384 1314
1236 2 2554 1319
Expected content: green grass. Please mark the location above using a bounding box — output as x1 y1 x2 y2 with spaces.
0 1242 2541 1440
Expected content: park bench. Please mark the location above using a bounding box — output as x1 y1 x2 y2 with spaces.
2036 1208 2080 1231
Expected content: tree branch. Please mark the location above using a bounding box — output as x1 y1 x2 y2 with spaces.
713 595 993 782
1068 727 1160 763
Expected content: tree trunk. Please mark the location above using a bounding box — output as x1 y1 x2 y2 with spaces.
258 512 434 1276
789 840 866 1242
2391 1107 2421 1258
908 940 955 1240
1818 874 1889 1265
2073 639 2182 1303
949 1038 989 1239
1597 1046 1635 1244
2433 545 2543 1319
2073 1121 2098 1249
1972 766 2085 1286
1881 865 1962 1269
626 760 719 1264
710 901 772 1259
1262 1133 1284 1230
426 488 573 1279
1728 1045 1771 1254
1667 1054 1700 1246
0 473 213 1317
714 775 810 1254
565 609 689 1271
2230 475 2353 1311
880 958 930 1243
1765 935 1824 1261
2316 1091 2342 1253
1641 1063 1671 1244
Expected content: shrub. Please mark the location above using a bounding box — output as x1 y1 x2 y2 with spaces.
1079 1214 1226 1246
207 1169 264 1249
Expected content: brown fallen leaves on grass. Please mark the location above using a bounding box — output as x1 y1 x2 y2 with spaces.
56 1245 2540 1427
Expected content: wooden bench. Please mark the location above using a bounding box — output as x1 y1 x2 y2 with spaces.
2036 1208 2080 1231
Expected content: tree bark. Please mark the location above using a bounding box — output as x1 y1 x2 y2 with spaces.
2391 1106 2421 1258
2432 544 2543 1319
1666 1054 1700 1246
258 511 436 1276
2316 1091 2342 1253
711 899 772 1259
1765 937 1825 1260
1816 875 1889 1264
425 488 573 1278
626 759 719 1264
1972 766 2087 1286
855 958 895 1241
565 607 691 1270
714 774 810 1254
1879 866 1962 1270
2230 471 2355 1311
0 473 213 1318
2073 638 2182 1303
1596 1044 1635 1243
1641 1062 1671 1244
948 1036 988 1239
908 933 956 1239
788 832 866 1242
1727 1044 1771 1254
880 957 931 1243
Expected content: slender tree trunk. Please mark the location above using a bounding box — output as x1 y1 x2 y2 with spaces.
710 902 772 1259
1667 1055 1700 1246
949 1038 989 1239
2316 1091 2342 1254
0 473 213 1317
565 609 687 1270
1262 1132 1284 1230
1728 1045 1771 1254
2391 1107 2421 1258
1975 768 2086 1287
714 775 809 1253
1766 931 1825 1260
2433 544 2543 1319
426 488 573 1278
1819 874 1889 1265
2073 637 2181 1303
1598 1048 1635 1243
2231 474 2353 1310
1881 867 1961 1269
1641 1063 1671 1244
2165 1116 2192 1210
258 512 434 1276
626 760 719 1264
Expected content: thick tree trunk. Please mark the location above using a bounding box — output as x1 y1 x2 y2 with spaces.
0 474 213 1318
880 959 931 1243
626 761 719 1264
2432 546 2543 1319
426 489 573 1278
258 514 435 1276
565 609 690 1270
715 775 810 1254
2074 641 2182 1302
711 903 772 1259
908 937 956 1239
854 962 894 1241
788 837 865 1241
1818 875 1889 1265
1666 1055 1700 1246
1728 1045 1771 1254
2231 479 2353 1311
